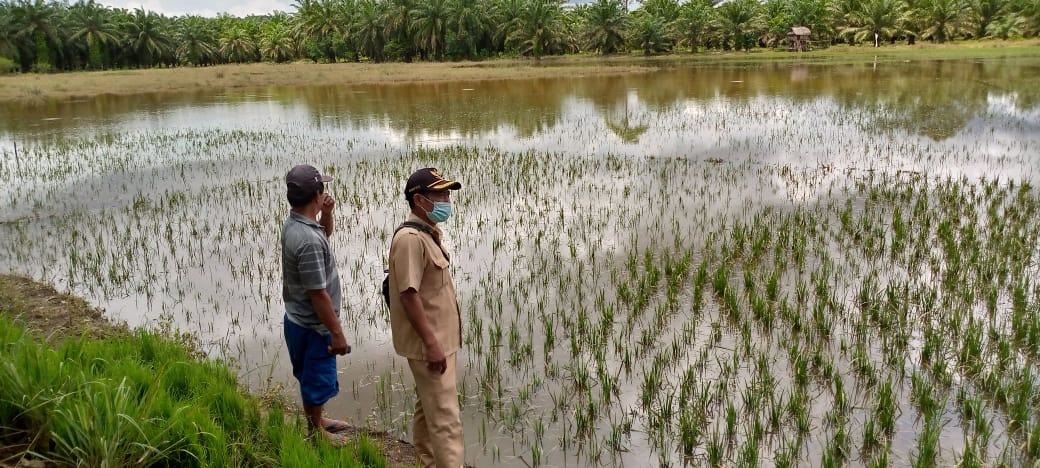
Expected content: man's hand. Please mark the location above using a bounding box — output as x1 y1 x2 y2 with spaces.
328 331 351 355
399 289 447 374
320 193 336 214
424 338 447 374
319 194 336 237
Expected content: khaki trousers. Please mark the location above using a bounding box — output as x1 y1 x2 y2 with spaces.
408 353 464 468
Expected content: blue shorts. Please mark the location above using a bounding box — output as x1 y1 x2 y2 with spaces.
284 315 339 407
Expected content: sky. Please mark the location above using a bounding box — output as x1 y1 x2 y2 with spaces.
96 0 296 17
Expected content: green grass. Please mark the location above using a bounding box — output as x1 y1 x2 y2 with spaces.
0 316 385 467
555 39 1040 67
0 57 18 75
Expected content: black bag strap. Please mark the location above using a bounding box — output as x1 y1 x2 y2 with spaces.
393 221 450 262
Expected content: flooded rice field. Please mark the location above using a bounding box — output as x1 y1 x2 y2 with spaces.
2 57 1040 466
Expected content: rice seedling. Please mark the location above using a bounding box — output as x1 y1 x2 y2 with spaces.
913 415 944 468
724 399 738 443
707 432 724 467
867 445 891 468
1027 420 1040 459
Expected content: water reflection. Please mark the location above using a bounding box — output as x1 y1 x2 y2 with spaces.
3 57 1038 143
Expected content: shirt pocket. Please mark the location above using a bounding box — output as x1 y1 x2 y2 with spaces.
429 253 450 289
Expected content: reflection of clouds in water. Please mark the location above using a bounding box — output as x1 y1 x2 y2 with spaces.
6 58 1040 146
916 93 1040 182
988 93 1019 112
3 87 1038 224
680 101 706 118
985 92 1040 131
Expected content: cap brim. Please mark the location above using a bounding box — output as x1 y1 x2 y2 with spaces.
428 180 462 191
319 175 334 183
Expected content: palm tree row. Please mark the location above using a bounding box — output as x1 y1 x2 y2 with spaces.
0 0 1038 73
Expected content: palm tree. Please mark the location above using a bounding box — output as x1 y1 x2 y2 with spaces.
761 0 794 47
11 0 63 70
382 0 416 61
985 12 1024 37
507 0 573 59
292 0 345 62
628 12 671 55
584 0 627 55
673 0 715 51
260 21 297 62
899 0 927 41
0 4 22 64
448 0 492 59
831 0 864 42
967 0 1006 37
353 0 385 61
492 0 525 50
125 8 172 67
640 0 680 19
176 16 218 65
716 0 763 51
410 0 449 59
916 0 968 41
337 0 362 62
68 0 121 69
1021 0 1040 36
672 0 714 52
220 26 258 63
841 0 906 45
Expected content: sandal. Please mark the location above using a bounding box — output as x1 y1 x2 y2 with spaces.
322 418 352 433
313 429 350 447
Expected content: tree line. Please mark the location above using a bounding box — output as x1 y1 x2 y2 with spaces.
0 0 1038 73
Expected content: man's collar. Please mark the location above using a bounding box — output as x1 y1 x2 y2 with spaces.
289 210 322 229
407 213 442 236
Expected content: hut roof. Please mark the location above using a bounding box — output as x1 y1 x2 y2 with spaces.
790 26 811 36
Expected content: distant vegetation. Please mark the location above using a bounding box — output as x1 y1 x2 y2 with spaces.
0 0 1038 73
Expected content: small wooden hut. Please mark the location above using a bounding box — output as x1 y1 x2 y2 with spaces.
787 27 812 52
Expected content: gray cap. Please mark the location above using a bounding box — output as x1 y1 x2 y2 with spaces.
286 164 333 200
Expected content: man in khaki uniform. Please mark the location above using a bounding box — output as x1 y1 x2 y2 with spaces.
388 167 464 468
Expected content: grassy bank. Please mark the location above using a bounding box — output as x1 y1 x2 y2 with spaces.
635 38 1040 64
1 39 1038 104
0 60 654 104
0 275 388 467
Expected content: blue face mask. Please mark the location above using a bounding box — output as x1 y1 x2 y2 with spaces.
424 198 453 223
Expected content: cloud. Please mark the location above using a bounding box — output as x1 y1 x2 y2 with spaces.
97 0 295 17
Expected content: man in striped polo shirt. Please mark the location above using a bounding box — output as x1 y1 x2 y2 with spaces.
281 164 352 444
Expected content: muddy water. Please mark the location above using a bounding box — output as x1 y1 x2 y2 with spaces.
2 56 1040 467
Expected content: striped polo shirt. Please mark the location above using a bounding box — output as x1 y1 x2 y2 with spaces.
281 210 342 334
